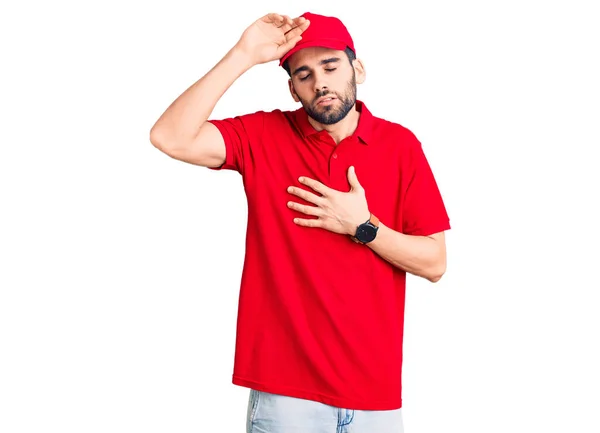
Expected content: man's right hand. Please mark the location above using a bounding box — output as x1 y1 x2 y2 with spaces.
235 13 310 67
150 13 310 167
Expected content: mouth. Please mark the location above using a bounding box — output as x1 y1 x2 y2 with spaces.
316 96 337 106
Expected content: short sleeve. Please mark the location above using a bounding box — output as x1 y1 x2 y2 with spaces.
402 138 451 236
206 111 265 175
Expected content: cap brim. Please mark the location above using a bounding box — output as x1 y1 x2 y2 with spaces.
279 39 349 67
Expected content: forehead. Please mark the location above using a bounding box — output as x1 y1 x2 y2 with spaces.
288 46 346 69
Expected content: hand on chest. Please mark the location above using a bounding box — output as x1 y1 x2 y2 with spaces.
247 136 401 231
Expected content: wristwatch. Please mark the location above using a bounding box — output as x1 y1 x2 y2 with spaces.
351 213 380 244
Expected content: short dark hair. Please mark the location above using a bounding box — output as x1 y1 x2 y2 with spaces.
283 46 356 77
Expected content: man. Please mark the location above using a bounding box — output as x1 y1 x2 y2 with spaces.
150 11 450 433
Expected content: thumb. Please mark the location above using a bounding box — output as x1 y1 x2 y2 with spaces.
348 166 362 191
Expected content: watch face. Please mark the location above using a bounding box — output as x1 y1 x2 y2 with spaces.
356 224 377 243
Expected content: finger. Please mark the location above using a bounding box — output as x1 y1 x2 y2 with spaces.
348 166 363 191
291 16 309 27
287 185 324 206
293 217 322 228
266 13 282 22
285 25 307 41
266 13 285 26
275 14 288 28
287 201 322 216
288 17 310 35
298 176 332 197
279 14 294 31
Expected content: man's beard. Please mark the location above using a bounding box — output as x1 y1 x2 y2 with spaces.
300 70 357 125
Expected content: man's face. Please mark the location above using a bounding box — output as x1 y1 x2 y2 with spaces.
287 47 357 125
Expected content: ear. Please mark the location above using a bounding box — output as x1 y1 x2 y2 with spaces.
352 58 366 85
288 79 300 102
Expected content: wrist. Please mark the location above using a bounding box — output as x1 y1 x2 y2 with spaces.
349 212 379 244
228 45 256 71
347 211 371 236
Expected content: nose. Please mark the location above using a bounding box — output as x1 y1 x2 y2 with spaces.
313 71 329 94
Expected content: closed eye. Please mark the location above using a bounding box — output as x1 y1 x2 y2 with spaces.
298 68 338 81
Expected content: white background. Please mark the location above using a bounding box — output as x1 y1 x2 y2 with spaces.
1 0 599 432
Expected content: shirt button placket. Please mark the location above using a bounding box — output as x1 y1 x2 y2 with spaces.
328 150 339 181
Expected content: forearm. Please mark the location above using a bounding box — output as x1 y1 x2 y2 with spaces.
366 222 446 282
150 45 253 145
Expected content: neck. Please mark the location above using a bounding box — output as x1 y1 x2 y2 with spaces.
307 104 360 145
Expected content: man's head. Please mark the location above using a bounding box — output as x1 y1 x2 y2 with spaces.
279 12 365 125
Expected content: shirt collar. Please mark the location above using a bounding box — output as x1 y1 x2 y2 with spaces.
295 100 373 145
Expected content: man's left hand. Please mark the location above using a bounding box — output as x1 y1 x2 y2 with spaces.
287 166 370 236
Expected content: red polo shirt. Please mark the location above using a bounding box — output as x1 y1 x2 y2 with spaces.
207 100 450 410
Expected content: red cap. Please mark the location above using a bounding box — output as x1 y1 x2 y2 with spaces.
279 12 355 67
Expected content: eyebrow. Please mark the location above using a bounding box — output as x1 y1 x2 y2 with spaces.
292 57 341 76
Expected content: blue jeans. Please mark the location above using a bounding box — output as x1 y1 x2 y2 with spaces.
246 389 404 433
